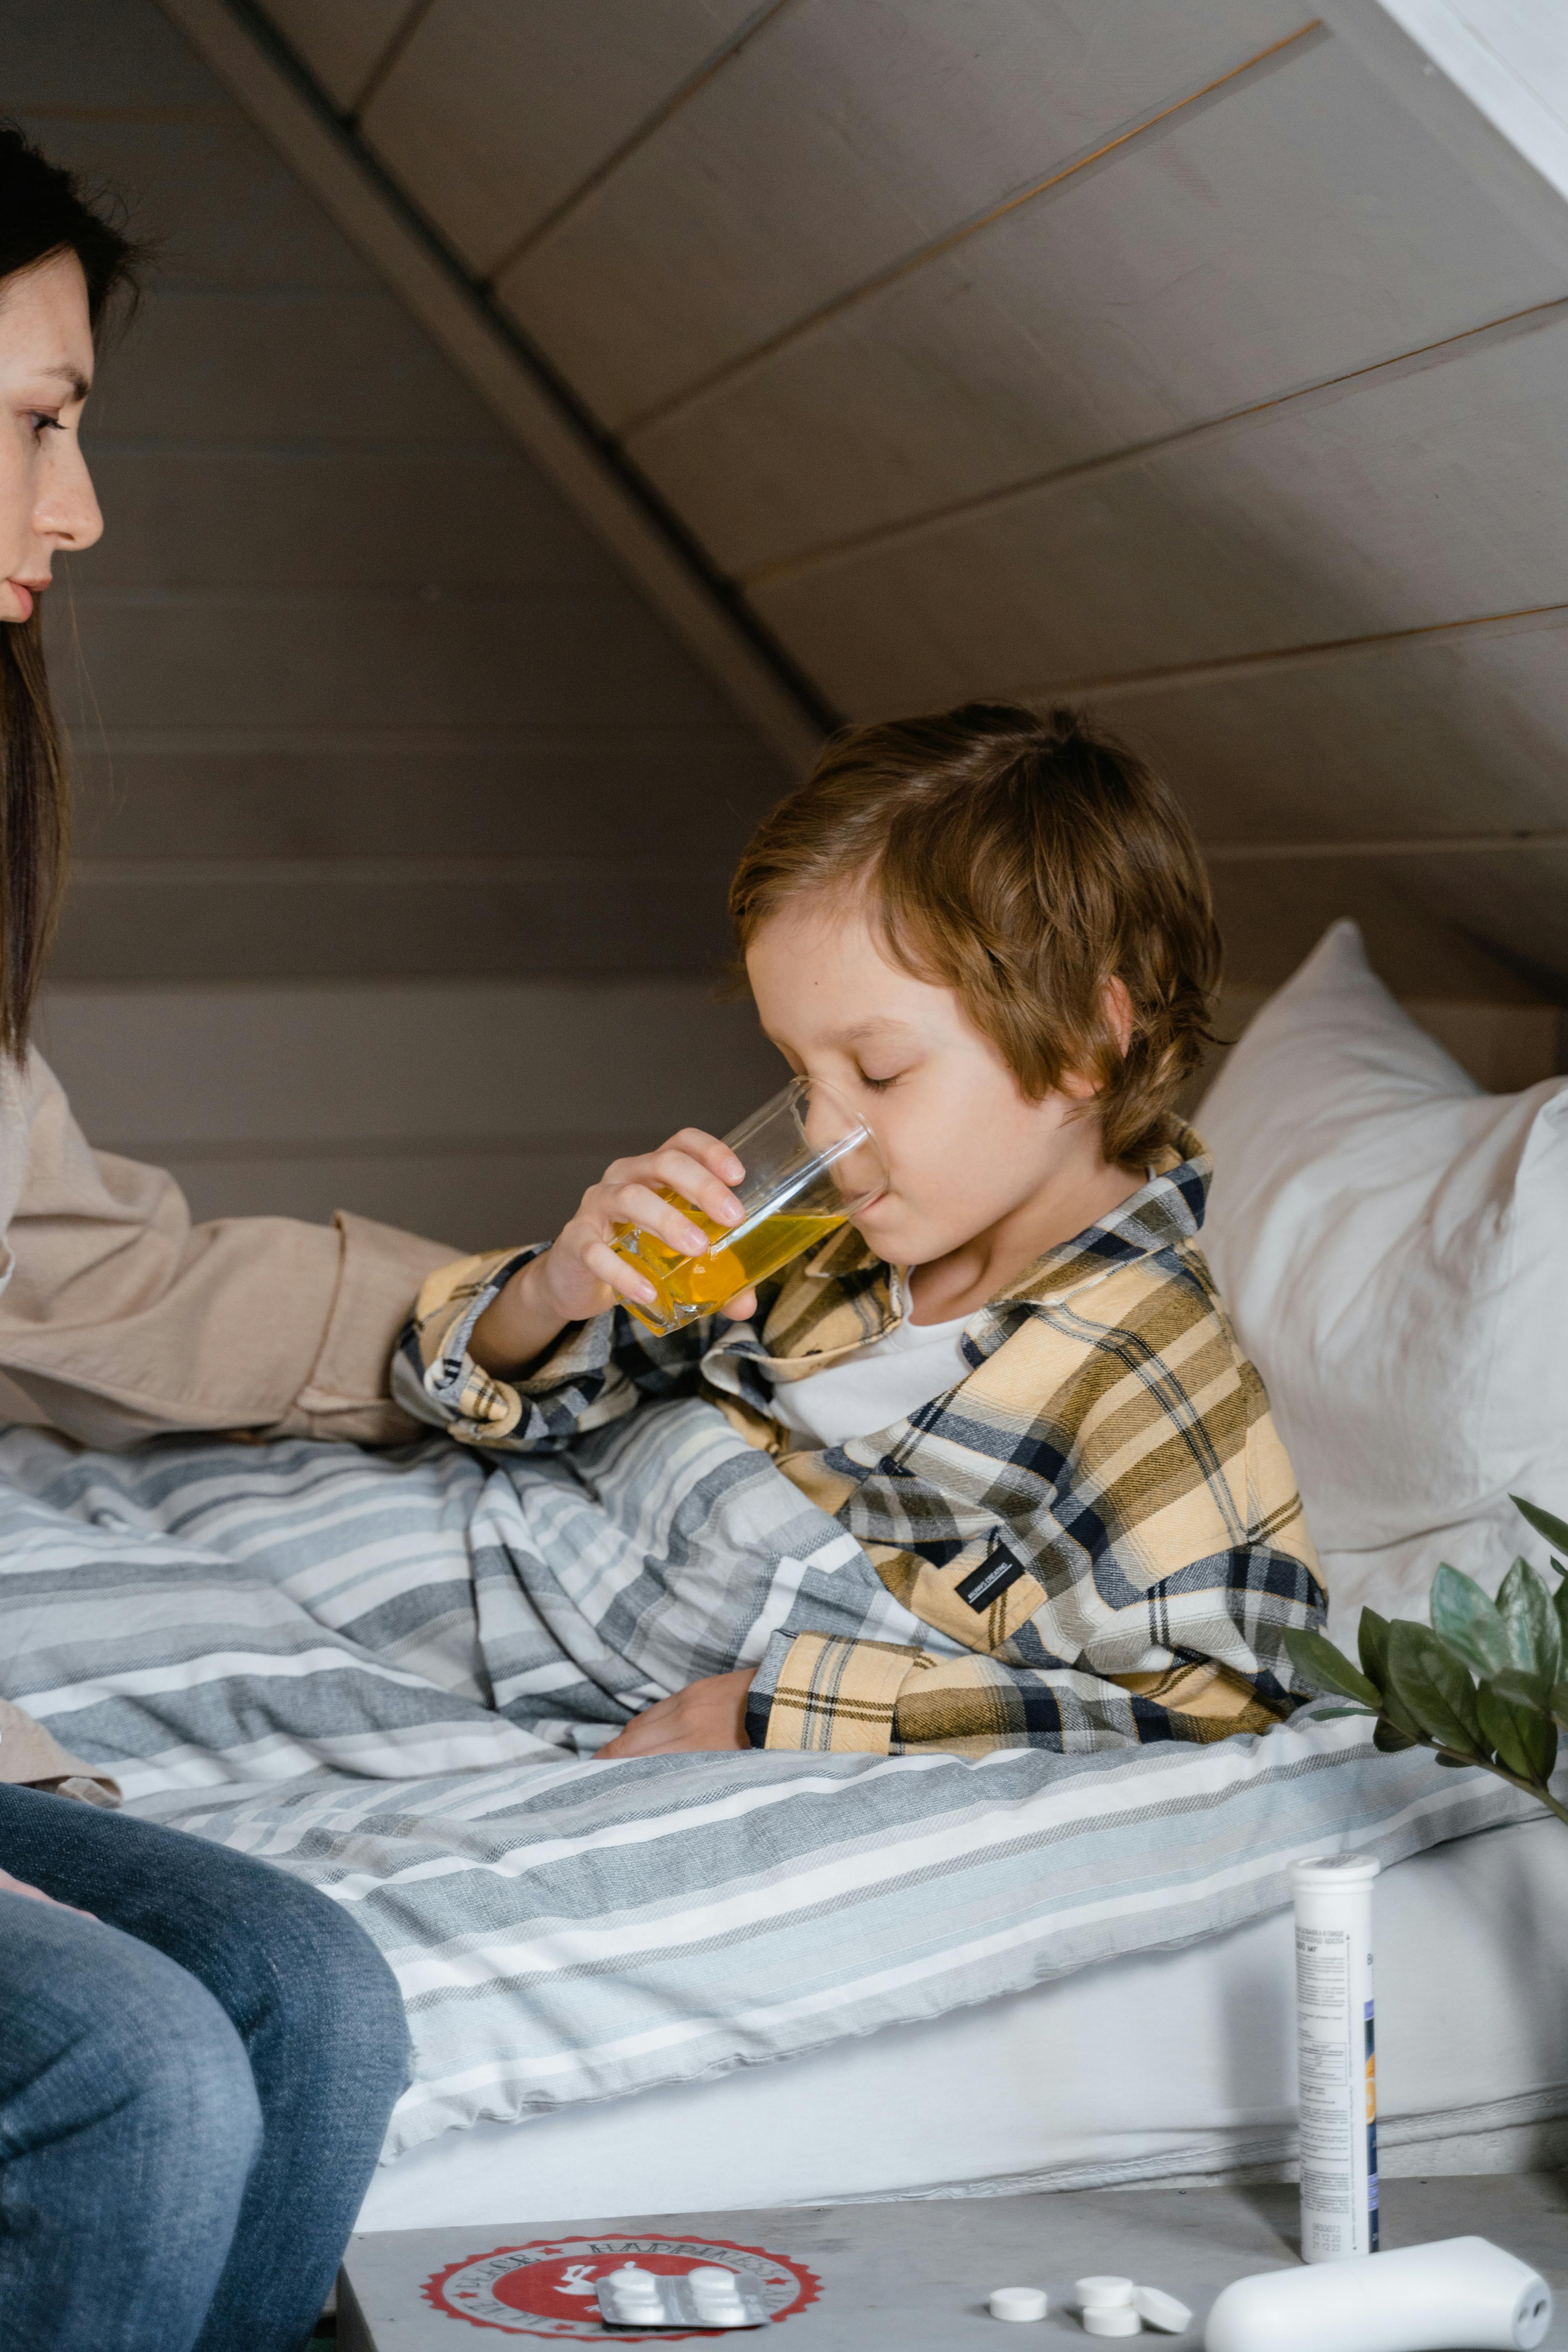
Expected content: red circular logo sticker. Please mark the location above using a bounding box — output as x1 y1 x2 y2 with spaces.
423 2235 820 2338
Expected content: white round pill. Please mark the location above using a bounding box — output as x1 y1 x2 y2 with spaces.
1132 2285 1191 2334
689 2269 736 2289
1082 2310 1142 2339
1076 2277 1135 2310
989 2287 1048 2321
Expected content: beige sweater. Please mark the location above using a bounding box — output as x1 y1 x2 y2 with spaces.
0 1049 454 1803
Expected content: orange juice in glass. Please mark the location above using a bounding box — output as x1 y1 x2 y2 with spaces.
611 1077 886 1336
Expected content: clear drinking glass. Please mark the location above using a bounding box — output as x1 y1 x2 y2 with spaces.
610 1077 887 1336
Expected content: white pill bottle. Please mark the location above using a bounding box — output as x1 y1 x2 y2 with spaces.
1289 1853 1379 2263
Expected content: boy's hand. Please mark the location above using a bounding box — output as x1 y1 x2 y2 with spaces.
471 1129 757 1375
597 1668 756 1758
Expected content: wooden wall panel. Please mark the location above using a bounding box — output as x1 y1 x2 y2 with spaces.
751 310 1568 715
13 111 376 288
496 0 1314 429
51 864 739 984
235 0 1568 1006
52 593 734 731
1205 856 1558 997
629 31 1563 573
1341 846 1568 991
24 0 1568 1065
260 0 415 111
36 979 781 1145
1093 619 1568 998
7 0 790 1232
35 979 787 1246
357 0 762 277
3 0 219 106
84 285 516 446
1187 985 1563 1108
19 0 783 967
69 732 776 863
74 450 622 591
291 0 1558 1004
1089 615 1568 843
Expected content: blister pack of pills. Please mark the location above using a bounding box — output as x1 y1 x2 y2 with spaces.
594 2263 766 2330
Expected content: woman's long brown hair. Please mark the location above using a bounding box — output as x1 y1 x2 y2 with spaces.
0 610 70 1058
0 121 141 1058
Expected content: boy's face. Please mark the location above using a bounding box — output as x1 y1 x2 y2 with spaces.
745 894 1108 1274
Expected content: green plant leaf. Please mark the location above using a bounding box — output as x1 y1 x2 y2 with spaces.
1489 1666 1550 1708
1357 1607 1391 1697
1386 1622 1484 1756
1373 1716 1418 1754
1284 1627 1381 1708
1551 1682 1568 1730
1555 1583 1568 1655
1305 1704 1376 1721
1435 1751 1477 1768
1430 1563 1511 1679
1356 1607 1423 1744
1478 1680 1558 1786
1497 1557 1563 1686
1526 1714 1559 1785
1512 1495 1568 1561
1372 1655 1428 1747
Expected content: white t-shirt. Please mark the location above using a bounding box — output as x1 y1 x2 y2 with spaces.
768 1290 972 1451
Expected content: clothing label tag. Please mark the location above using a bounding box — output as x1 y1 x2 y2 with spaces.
956 1539 1028 1610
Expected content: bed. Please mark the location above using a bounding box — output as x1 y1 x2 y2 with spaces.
3 923 1564 2233
360 1811 1568 2229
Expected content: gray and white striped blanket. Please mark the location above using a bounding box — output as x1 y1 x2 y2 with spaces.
0 1410 1534 2159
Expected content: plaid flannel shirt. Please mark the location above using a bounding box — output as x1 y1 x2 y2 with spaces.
395 1130 1325 1756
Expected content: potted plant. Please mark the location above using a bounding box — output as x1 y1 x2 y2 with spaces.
1284 1497 1568 1828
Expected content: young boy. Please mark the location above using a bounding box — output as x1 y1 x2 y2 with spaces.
397 702 1325 1758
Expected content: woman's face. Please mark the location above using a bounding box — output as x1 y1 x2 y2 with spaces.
0 251 102 623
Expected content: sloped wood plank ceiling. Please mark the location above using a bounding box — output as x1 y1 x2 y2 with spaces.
252 0 1568 1004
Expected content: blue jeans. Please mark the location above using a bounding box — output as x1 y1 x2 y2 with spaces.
0 1782 411 2352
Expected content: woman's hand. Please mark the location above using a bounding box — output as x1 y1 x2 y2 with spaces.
597 1668 756 1758
471 1129 757 1375
0 1864 93 1918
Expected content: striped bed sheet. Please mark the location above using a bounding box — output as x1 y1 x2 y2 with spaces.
0 1416 1534 2160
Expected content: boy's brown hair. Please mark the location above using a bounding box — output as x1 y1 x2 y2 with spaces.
728 702 1221 1167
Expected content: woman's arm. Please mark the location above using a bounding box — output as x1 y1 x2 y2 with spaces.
0 1053 453 1449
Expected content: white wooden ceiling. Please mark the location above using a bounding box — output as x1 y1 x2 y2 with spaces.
252 0 1568 1001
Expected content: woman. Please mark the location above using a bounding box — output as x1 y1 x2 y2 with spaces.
0 127 448 2352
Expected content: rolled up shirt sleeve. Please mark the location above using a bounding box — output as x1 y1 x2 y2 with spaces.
393 1246 714 1450
746 1628 1293 1756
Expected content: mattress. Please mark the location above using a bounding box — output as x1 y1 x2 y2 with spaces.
358 1813 1568 2233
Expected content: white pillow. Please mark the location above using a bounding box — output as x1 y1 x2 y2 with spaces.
1197 920 1568 1640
